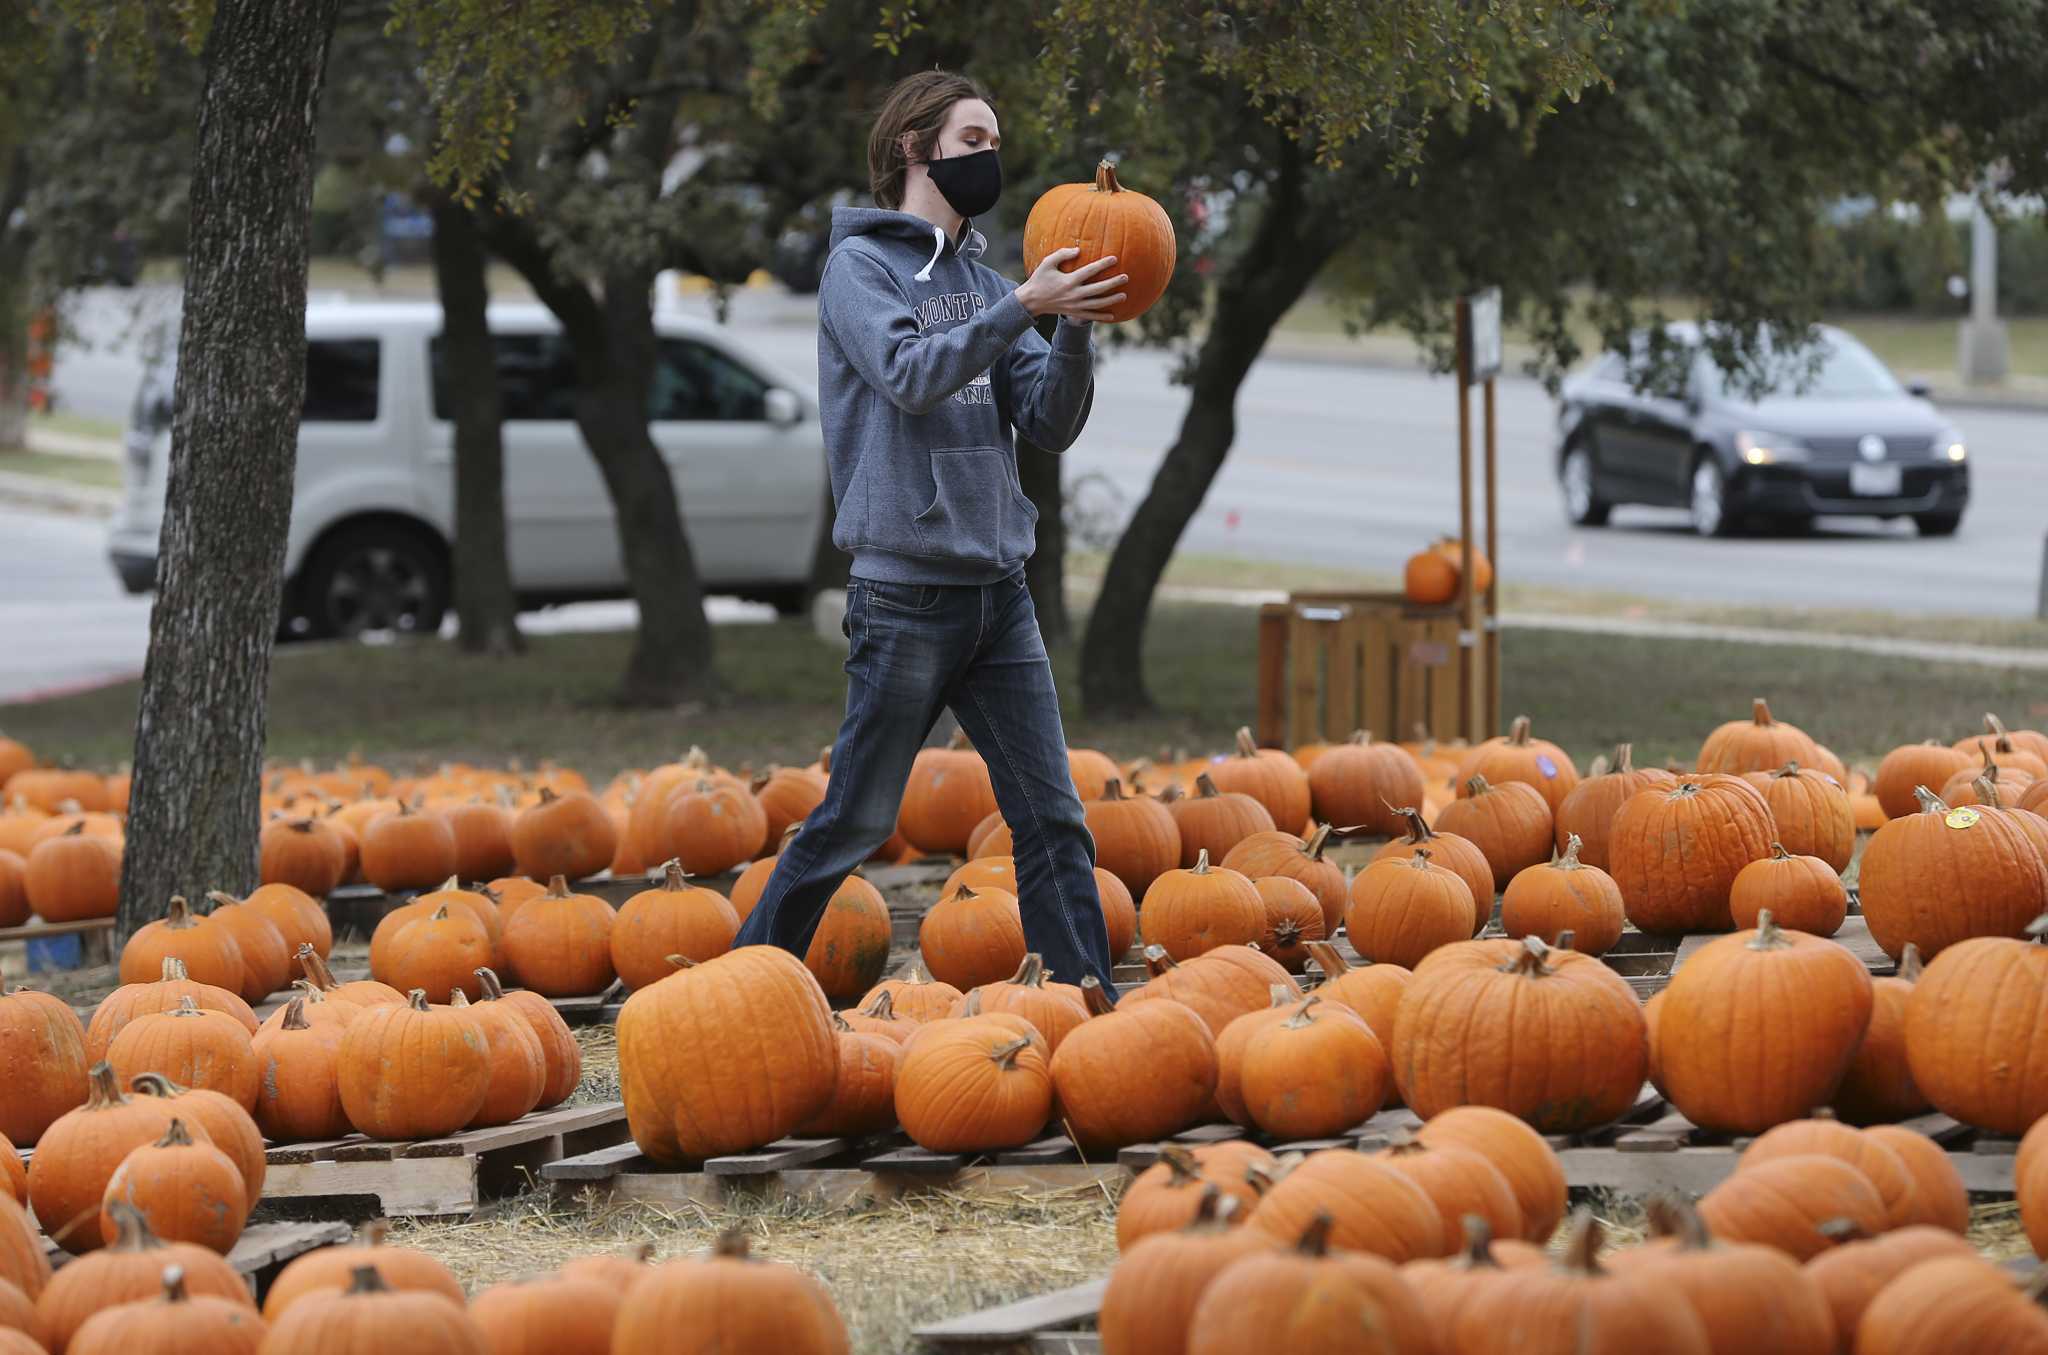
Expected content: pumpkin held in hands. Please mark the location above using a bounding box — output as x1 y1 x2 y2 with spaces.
1022 160 1175 323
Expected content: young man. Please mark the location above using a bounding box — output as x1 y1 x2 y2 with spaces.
731 71 1128 993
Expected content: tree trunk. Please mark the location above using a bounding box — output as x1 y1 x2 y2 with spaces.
429 195 524 657
1079 145 1346 716
1017 436 1069 647
117 0 341 937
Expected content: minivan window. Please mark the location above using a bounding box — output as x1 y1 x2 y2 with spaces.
651 339 769 421
430 332 579 422
303 339 381 422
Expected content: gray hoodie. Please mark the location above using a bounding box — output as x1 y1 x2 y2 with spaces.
817 206 1095 586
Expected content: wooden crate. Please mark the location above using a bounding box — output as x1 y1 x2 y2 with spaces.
1255 593 1469 750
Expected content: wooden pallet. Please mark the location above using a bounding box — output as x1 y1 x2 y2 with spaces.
916 1279 1105 1353
42 1219 350 1297
544 1132 1123 1210
263 1101 632 1216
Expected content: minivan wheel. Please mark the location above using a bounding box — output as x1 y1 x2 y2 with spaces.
1690 458 1735 538
1560 447 1610 526
1914 512 1962 538
299 522 449 640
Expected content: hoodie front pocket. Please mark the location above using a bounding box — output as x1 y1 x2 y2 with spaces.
912 446 1014 564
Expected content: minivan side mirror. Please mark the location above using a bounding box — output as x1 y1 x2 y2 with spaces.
764 388 802 427
1907 379 1932 399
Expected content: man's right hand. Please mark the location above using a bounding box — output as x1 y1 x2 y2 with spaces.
1016 248 1129 324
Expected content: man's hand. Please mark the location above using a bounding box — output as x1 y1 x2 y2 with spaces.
1015 249 1129 324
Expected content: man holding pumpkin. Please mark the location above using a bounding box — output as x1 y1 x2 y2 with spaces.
731 71 1129 995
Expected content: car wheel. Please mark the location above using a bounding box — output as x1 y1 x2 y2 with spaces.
1689 458 1735 538
1914 512 1962 538
746 585 810 618
299 522 449 640
1560 447 1611 526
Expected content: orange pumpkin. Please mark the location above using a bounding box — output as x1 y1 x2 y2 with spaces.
1728 843 1847 936
802 872 892 1001
1252 875 1325 973
1902 920 2048 1135
357 802 459 892
443 799 517 882
1553 742 1678 870
1204 728 1312 835
27 1063 180 1254
23 823 121 922
85 959 259 1066
336 990 490 1140
1499 834 1625 955
611 859 738 990
1141 850 1266 962
1457 715 1580 816
1697 697 1821 775
500 874 617 997
1223 825 1348 937
97 1117 248 1254
1124 944 1303 1038
106 998 260 1113
259 816 347 897
1345 850 1475 970
250 997 351 1142
1163 774 1276 868
897 732 998 857
476 968 581 1109
1021 159 1176 323
125 1073 264 1204
1739 1111 1922 1232
859 961 964 1026
661 778 770 876
1050 984 1217 1152
1307 731 1425 837
1742 762 1854 871
0 980 88 1148
1833 945 1930 1127
797 1022 901 1138
1246 1147 1445 1262
198 892 293 1004
1608 775 1774 934
895 1016 1054 1151
1371 807 1495 935
1085 779 1182 899
1433 775 1554 896
918 884 1027 991
1874 740 1974 821
1861 788 2048 960
1237 996 1388 1140
446 989 545 1129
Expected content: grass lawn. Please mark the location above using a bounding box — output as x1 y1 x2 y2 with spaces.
4 599 2041 780
0 449 122 490
28 410 125 443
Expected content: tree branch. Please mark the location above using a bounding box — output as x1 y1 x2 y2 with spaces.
1761 40 1883 105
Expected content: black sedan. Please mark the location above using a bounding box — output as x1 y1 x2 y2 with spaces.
1555 324 1969 537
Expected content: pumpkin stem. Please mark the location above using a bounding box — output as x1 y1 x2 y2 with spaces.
162 894 200 930
1292 1212 1336 1257
713 1228 753 1260
1912 786 1952 814
280 996 312 1032
344 1265 392 1295
1898 944 1924 982
665 954 696 971
1155 1143 1202 1185
1556 835 1585 870
1452 1213 1505 1269
960 989 984 1016
1194 772 1223 800
1093 158 1121 193
1463 774 1492 797
1079 976 1117 1017
129 1071 183 1099
407 989 431 1011
156 1117 195 1149
2027 915 2048 943
545 874 571 898
1560 1211 1606 1275
428 904 452 922
160 1262 190 1302
449 990 472 1008
1100 778 1127 802
1408 848 1436 871
1507 715 1532 747
353 1219 393 1247
1816 1216 1873 1245
1746 910 1791 951
1305 940 1352 980
1185 1184 1238 1230
1611 743 1635 774
830 1012 853 1033
1272 918 1304 949
171 995 202 1017
102 1200 165 1252
1643 1195 1713 1250
1974 773 2005 809
1769 841 1792 861
1234 727 1260 760
1141 944 1178 977
1279 994 1321 1028
1502 935 1554 976
1751 698 1774 726
476 968 507 1001
1008 953 1046 988
203 889 243 912
297 945 340 992
1555 929 1577 952
1190 848 1212 876
1383 803 1434 845
948 883 982 903
859 990 899 1021
1346 730 1374 747
988 1035 1033 1070
85 1060 126 1109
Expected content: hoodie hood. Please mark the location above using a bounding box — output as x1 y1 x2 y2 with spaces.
829 206 987 282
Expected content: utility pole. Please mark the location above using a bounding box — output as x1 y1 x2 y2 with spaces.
1958 197 2009 385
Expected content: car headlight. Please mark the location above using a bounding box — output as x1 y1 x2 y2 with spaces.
1734 430 1808 465
1932 429 1966 463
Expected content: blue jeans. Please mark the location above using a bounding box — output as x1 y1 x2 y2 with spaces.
733 572 1118 995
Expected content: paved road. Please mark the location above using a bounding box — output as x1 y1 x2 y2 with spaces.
14 286 2041 704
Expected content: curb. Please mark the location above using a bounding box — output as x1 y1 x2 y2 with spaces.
0 470 118 518
25 428 123 461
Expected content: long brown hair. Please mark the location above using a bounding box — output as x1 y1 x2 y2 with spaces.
867 70 992 210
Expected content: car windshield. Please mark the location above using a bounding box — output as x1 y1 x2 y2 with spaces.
1696 333 1902 402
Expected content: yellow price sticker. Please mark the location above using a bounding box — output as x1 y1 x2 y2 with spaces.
1945 807 1981 830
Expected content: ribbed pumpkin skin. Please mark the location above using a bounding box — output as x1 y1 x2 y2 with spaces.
510 789 618 882
28 1064 183 1255
336 996 489 1140
1875 742 1973 820
803 876 892 1001
917 886 1026 991
798 1029 900 1137
895 1017 1054 1152
1213 996 1295 1127
953 956 1089 1054
86 963 259 1065
358 806 459 893
1237 1000 1386 1140
1697 698 1821 775
858 970 963 1026
1305 943 1409 1062
1166 776 1276 868
1115 1141 1275 1252
1022 160 1177 324
256 1278 491 1355
1608 777 1775 934
1141 855 1266 962
617 947 837 1162
1392 938 1646 1133
0 983 88 1147
107 1003 260 1113
1345 853 1476 970
251 1000 351 1142
661 782 769 876
98 1119 249 1254
1248 1150 1445 1262
469 1275 619 1355
1094 867 1139 963
1434 777 1554 895
1613 1228 1836 1355
378 907 492 1004
1553 744 1677 869
610 866 739 990
259 817 347 898
1186 1242 1433 1355
1307 733 1425 837
1124 946 1303 1037
261 1234 465 1319
1098 1204 1278 1355
1804 1226 1976 1350
447 993 545 1129
119 897 246 995
0 1194 47 1299
1740 1117 1922 1231
33 1212 251 1351
23 828 121 922
1085 781 1182 899
1745 765 1855 871
1499 839 1625 955
1834 954 1930 1126
0 1135 20 1204
1050 997 1217 1152
1851 1255 2048 1355
1204 730 1311 835
0 850 24 929
1252 876 1325 972
1696 1154 1885 1261
609 1239 852 1355
898 740 997 857
1657 917 1873 1133
1866 1125 1970 1233
204 900 292 1004
1728 847 1848 936
443 801 515 883
1371 811 1495 933
1859 794 2048 960
1412 1105 1566 1243
1457 716 1581 816
127 1075 265 1203
245 883 333 960
1903 932 2048 1135
1223 829 1348 935
1371 1141 1524 1248
500 880 616 998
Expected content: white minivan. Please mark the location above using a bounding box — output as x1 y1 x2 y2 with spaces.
108 300 829 637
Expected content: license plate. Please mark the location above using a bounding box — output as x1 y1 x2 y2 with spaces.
1850 463 1901 496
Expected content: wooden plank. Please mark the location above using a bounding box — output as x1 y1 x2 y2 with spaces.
1287 611 1322 748
1974 1136 2021 1157
262 1155 479 1216
226 1220 353 1276
1360 610 1393 746
1255 604 1289 749
1891 1113 1976 1147
1030 1335 1102 1355
542 1142 652 1183
399 1101 628 1160
865 1146 969 1175
993 1136 1081 1166
915 1278 1107 1346
603 1164 1124 1212
0 917 117 943
1560 1144 2016 1195
1614 1113 1698 1153
1351 1108 1425 1150
1323 611 1361 744
705 1138 851 1176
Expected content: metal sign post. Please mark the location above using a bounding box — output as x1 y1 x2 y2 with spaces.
1455 288 1504 743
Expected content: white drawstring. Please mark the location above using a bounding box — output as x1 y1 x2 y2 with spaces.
913 223 946 282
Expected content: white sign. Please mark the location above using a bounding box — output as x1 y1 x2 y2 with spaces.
1466 287 1503 382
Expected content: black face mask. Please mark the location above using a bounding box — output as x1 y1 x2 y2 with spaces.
923 147 1003 219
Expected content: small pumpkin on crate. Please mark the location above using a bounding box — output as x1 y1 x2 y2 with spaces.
1140 850 1266 963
